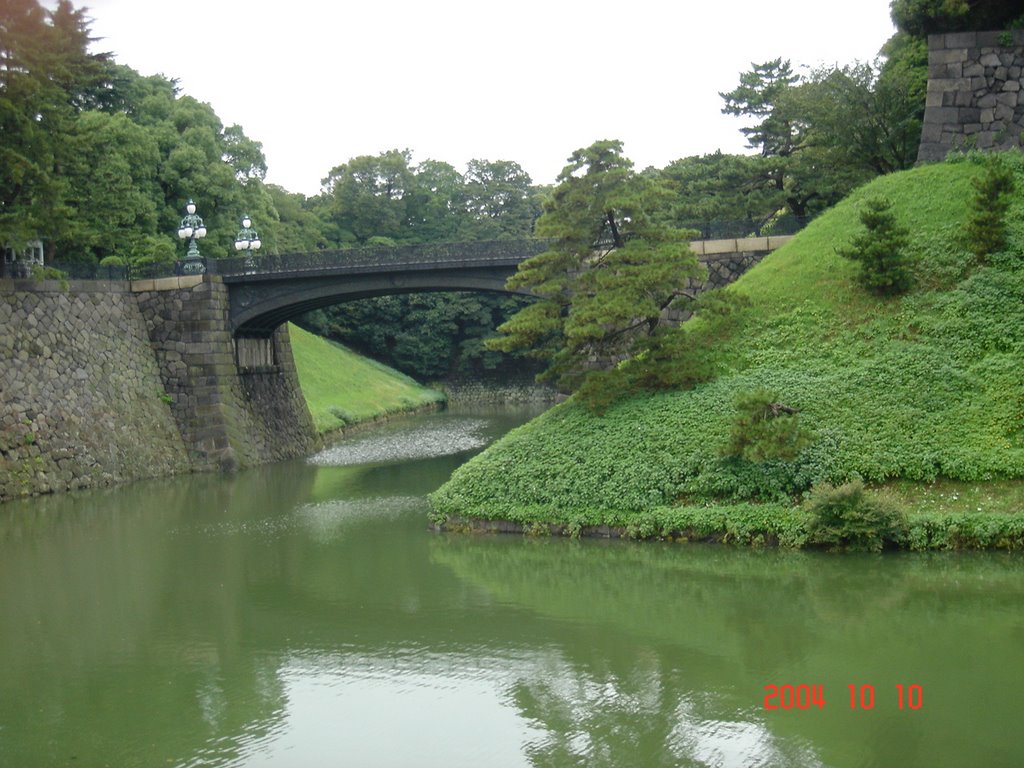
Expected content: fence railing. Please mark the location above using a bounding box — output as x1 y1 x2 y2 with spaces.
678 215 811 240
209 239 553 277
7 218 811 282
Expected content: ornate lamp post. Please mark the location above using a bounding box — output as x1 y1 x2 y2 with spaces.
234 214 262 272
177 198 208 274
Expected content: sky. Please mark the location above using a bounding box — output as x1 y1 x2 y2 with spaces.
80 0 898 197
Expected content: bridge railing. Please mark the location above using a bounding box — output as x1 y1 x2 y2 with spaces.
677 215 811 240
208 239 554 277
18 216 811 282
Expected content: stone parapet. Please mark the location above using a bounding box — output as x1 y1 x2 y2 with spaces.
688 235 792 256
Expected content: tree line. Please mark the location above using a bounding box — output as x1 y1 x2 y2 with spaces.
2 0 1014 380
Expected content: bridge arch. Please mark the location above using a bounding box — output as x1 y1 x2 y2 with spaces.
218 242 544 338
214 235 792 338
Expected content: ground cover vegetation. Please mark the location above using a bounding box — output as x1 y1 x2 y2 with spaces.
287 323 444 434
3 0 950 382
430 154 1024 550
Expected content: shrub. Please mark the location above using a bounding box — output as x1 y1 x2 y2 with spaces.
963 160 1015 260
837 197 913 295
722 387 812 462
806 479 908 551
328 406 356 425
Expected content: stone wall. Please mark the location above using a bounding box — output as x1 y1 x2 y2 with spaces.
662 249 772 325
1 275 317 503
0 279 191 501
918 30 1024 162
133 277 317 472
438 378 559 404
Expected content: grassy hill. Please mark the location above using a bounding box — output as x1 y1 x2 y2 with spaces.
289 323 445 434
429 155 1024 550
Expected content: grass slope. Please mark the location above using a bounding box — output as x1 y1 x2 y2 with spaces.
289 323 444 433
430 157 1024 549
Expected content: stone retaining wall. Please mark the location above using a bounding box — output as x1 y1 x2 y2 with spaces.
918 30 1024 162
663 249 771 325
1 276 317 502
134 277 316 472
0 279 191 500
438 378 559 404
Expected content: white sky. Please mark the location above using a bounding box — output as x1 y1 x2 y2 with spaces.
81 0 897 196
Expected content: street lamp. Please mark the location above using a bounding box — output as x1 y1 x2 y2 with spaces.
234 214 262 272
177 198 208 274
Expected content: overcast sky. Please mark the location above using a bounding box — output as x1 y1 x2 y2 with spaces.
81 0 897 196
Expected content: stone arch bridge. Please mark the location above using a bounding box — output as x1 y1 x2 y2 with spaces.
127 235 790 470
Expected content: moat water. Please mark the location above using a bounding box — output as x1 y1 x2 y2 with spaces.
1 406 1022 767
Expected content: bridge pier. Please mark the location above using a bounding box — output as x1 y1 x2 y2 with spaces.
134 276 316 471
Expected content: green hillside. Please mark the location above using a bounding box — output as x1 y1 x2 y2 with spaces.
289 323 445 433
430 156 1024 550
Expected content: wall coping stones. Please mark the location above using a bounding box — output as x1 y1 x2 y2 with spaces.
0 278 131 294
688 235 792 256
130 275 205 292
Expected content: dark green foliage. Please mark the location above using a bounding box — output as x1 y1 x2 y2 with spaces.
720 59 801 159
795 62 922 177
300 292 536 381
964 160 1015 260
306 153 543 379
0 1 278 266
837 197 914 295
722 388 812 462
716 57 915 225
891 0 1024 36
905 510 1024 550
431 495 1024 551
315 152 540 247
805 480 908 552
489 140 704 393
0 0 112 248
656 152 793 237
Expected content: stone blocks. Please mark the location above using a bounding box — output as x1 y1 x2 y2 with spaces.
0 280 190 501
918 32 1024 162
2 276 317 503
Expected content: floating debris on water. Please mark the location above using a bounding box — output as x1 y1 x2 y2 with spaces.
309 419 490 467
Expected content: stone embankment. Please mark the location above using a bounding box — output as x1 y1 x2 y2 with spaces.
0 280 190 500
1 275 316 503
437 378 558 405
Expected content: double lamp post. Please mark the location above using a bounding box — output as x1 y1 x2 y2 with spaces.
176 198 262 274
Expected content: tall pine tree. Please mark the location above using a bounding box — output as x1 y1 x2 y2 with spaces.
488 140 703 392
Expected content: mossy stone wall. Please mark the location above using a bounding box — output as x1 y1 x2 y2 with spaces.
0 279 190 500
1 276 317 502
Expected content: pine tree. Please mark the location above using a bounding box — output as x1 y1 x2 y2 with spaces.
837 197 913 296
964 160 1015 261
487 140 704 393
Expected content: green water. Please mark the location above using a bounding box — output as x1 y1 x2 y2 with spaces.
1 406 1022 768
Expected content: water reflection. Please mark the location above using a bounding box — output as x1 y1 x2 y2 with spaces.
0 406 1022 768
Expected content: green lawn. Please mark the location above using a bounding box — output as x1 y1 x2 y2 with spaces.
289 323 445 434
